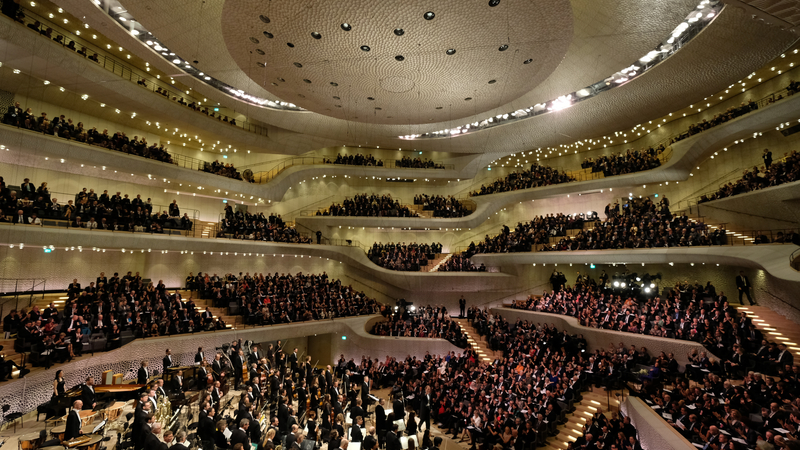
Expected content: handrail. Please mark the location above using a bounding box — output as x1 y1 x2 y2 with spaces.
12 8 269 136
791 248 800 271
0 278 47 319
244 157 456 184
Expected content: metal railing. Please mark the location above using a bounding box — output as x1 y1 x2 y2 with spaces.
243 157 455 184
299 196 408 217
0 278 47 319
11 8 269 136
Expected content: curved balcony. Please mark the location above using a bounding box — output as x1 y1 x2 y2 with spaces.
0 313 459 419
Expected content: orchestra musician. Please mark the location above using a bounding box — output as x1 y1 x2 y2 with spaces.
249 345 262 365
81 376 96 410
197 361 210 391
137 360 150 384
296 378 308 419
171 370 184 394
163 348 175 370
65 399 83 440
212 353 223 380
195 347 205 364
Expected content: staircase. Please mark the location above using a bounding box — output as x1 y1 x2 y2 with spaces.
734 305 800 361
451 318 620 450
453 318 499 363
429 254 453 272
421 254 449 272
196 221 218 239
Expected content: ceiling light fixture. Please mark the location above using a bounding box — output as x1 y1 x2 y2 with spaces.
311 32 321 39
424 11 435 20
499 44 508 51
395 55 405 61
360 45 370 51
446 49 456 55
394 28 405 36
341 23 352 31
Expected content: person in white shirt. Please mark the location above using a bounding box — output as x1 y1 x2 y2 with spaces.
27 213 41 225
86 217 98 229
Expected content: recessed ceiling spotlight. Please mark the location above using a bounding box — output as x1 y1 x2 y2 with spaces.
424 11 435 20
446 48 456 55
330 82 339 86
333 96 341 99
294 62 303 68
311 32 321 39
341 23 352 31
395 55 405 61
360 45 370 51
259 15 270 23
375 107 382 110
435 106 443 110
367 97 375 100
249 37 259 44
464 97 472 101
303 79 312 83
278 77 286 82
489 0 500 6
263 31 273 39
256 49 265 55
335 105 342 108
394 28 405 36
257 62 266 67
488 79 497 84
271 82 278 86
499 44 508 51
287 42 295 48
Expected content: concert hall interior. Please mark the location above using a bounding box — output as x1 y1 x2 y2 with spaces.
0 0 800 450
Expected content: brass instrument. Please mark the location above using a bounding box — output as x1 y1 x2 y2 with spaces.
153 395 172 425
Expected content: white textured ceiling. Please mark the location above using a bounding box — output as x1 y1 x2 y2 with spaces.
221 0 573 125
52 0 800 158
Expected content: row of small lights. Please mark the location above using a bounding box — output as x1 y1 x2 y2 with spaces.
4 64 253 159
398 0 722 141
488 53 800 170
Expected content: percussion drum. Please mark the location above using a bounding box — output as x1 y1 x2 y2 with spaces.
50 425 66 442
79 410 97 427
18 432 42 450
76 434 103 450
104 402 126 422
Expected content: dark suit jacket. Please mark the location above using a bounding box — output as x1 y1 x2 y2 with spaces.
351 425 364 442
375 405 387 431
736 275 751 289
143 429 167 450
230 428 250 447
137 367 149 384
163 355 174 369
66 409 82 439
278 403 290 433
81 385 95 408
195 352 205 363
171 444 190 450
386 431 402 450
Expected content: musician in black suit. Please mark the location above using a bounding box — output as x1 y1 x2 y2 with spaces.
212 354 223 380
350 398 365 424
132 393 151 449
342 370 351 393
144 423 167 450
278 397 290 437
375 398 387 432
232 349 244 388
163 348 175 370
361 376 372 407
195 347 205 364
289 348 299 376
81 377 96 410
172 431 190 450
386 424 402 450
197 361 210 391
249 345 262 365
171 370 185 393
137 360 150 384
419 385 432 431
65 399 84 440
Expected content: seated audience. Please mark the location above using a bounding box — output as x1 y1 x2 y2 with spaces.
219 208 311 243
368 242 442 271
324 153 382 167
316 194 418 217
413 194 472 218
699 150 800 204
470 163 575 196
395 156 443 169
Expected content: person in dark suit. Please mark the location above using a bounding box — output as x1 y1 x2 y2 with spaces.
375 398 387 432
144 423 167 450
65 399 84 440
171 370 185 393
459 296 466 318
419 385 432 431
81 377 96 410
289 348 299 376
249 345 262 365
172 431 190 450
197 361 210 391
137 360 150 384
351 416 364 442
195 347 205 364
231 419 251 448
163 348 175 370
361 376 371 407
232 350 244 387
278 397 290 437
350 398 365 424
735 271 755 305
386 424 402 450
